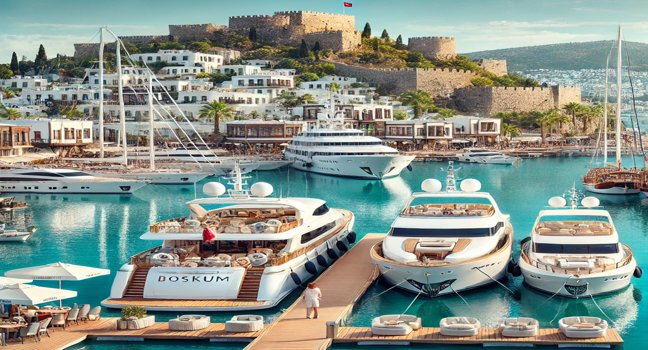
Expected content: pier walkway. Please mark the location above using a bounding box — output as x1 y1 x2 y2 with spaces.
245 234 383 350
334 326 623 347
7 318 265 350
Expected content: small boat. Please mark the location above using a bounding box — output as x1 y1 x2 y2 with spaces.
456 148 520 165
0 223 35 242
0 168 148 194
370 161 513 296
0 197 27 211
518 187 640 297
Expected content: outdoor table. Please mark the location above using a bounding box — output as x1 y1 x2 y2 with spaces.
0 323 26 344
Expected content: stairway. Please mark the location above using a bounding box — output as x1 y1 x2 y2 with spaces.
123 267 150 298
237 267 265 301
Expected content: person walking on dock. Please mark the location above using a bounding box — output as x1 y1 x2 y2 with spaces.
304 282 321 319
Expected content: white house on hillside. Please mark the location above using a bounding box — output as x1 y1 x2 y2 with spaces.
131 50 223 73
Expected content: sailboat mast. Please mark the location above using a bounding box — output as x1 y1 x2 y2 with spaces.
116 39 128 166
148 73 155 170
615 26 623 168
98 28 105 159
603 52 609 165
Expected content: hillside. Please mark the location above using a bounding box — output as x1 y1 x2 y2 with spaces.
466 40 648 71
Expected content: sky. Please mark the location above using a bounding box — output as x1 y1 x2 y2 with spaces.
2 0 648 63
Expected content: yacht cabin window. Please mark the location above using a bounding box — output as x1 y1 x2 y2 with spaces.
391 221 504 238
533 243 619 254
312 204 330 216
300 221 336 244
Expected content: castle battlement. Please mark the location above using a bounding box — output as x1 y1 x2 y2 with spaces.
229 15 273 19
409 36 455 40
408 37 457 60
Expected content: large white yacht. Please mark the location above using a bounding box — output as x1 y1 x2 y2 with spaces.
456 148 520 165
285 129 414 179
103 165 355 311
370 162 513 296
0 168 147 194
518 187 640 297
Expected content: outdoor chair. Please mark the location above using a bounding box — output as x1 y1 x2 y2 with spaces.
78 304 90 322
38 317 52 338
51 313 67 329
66 308 79 326
88 306 101 321
18 322 40 343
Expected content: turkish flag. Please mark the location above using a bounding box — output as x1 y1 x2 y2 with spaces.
202 227 216 242
344 2 352 7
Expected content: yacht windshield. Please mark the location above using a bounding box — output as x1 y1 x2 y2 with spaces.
533 243 619 254
391 222 504 237
539 215 609 223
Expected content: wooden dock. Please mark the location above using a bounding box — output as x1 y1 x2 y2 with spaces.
5 318 265 350
333 327 623 347
244 234 383 350
102 297 270 311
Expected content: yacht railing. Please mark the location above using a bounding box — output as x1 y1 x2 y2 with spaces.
520 242 633 275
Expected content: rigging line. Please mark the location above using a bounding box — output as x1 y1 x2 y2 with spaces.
472 266 516 296
589 289 616 326
103 29 215 166
624 45 645 167
449 284 470 308
366 278 409 301
549 297 565 327
538 275 573 307
399 289 423 319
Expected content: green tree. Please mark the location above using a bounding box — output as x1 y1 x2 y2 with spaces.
276 91 301 115
34 44 47 73
299 40 310 58
500 123 521 146
198 101 235 134
299 93 315 105
562 102 585 132
400 90 434 117
188 41 211 52
362 22 372 39
5 108 22 120
10 52 19 74
393 111 408 120
372 38 380 52
248 27 257 42
328 82 341 94
395 35 404 49
298 72 319 82
312 41 321 52
60 104 84 119
0 64 13 79
381 29 390 40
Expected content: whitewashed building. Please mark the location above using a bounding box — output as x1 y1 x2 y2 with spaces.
0 76 48 90
217 65 262 76
445 115 501 143
6 119 93 147
131 50 223 73
385 119 454 148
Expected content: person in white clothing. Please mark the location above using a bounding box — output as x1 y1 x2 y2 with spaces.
303 282 322 319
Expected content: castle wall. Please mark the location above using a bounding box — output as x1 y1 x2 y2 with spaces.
476 59 508 76
332 62 476 96
408 37 457 60
168 24 227 41
453 86 582 116
304 31 361 52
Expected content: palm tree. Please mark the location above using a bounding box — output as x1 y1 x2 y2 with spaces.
500 122 521 147
529 110 556 144
198 101 234 134
276 91 301 116
300 93 315 105
5 108 22 120
400 90 434 118
562 102 584 133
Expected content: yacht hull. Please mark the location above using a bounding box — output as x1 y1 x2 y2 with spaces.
583 184 640 195
90 172 209 185
519 258 636 297
371 231 513 297
290 154 414 180
0 232 30 242
455 157 518 165
103 213 355 311
0 180 147 194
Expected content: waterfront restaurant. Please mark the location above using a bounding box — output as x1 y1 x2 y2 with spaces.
445 115 501 145
225 119 304 150
0 123 31 156
384 120 453 150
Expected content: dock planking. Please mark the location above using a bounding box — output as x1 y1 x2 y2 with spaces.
5 318 265 350
244 234 384 350
334 326 623 347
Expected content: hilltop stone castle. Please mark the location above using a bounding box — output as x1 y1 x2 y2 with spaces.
74 11 360 60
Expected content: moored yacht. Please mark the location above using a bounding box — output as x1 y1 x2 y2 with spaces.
518 188 640 297
0 168 147 194
102 164 355 311
285 129 414 179
370 162 513 296
456 148 520 165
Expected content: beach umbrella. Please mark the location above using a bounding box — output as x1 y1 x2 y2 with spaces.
0 284 77 306
0 277 32 286
5 262 110 306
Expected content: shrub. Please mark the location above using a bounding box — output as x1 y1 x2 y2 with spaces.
121 306 147 320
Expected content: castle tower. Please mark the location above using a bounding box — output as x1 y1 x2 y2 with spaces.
408 37 456 60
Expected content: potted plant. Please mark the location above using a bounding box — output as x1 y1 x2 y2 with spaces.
117 306 155 330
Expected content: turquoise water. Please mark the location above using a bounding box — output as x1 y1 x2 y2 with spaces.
1 157 646 349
